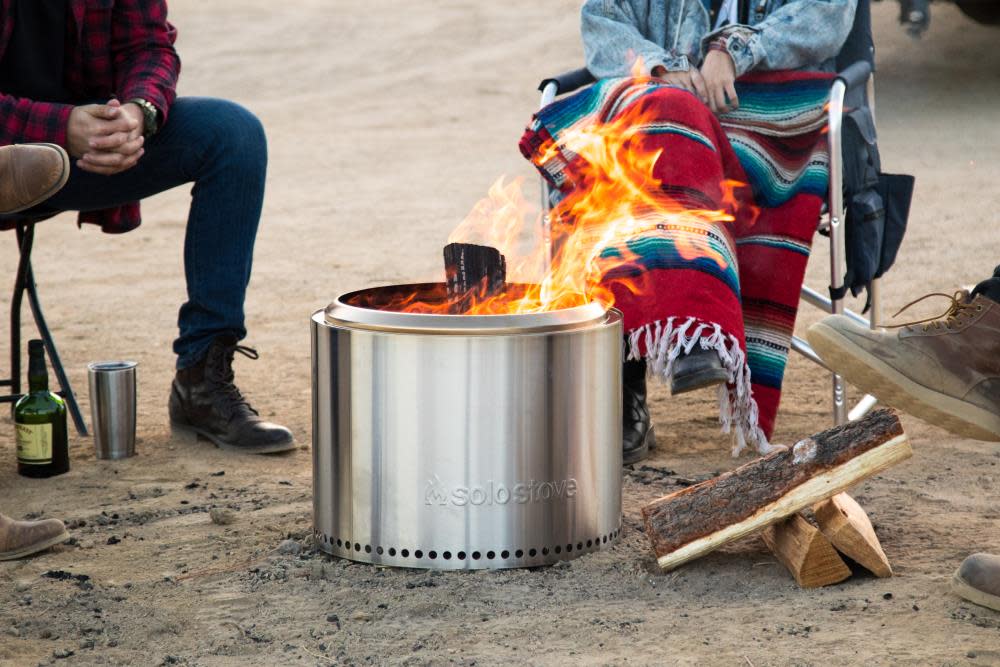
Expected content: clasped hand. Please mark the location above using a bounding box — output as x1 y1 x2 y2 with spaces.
66 99 145 175
652 49 739 115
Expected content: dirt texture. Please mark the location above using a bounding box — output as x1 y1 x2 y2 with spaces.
2 2 1000 665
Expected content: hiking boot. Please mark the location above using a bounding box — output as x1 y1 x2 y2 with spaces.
807 274 1000 441
670 346 728 394
169 335 295 454
623 359 656 465
0 144 70 214
0 513 69 561
953 553 1000 612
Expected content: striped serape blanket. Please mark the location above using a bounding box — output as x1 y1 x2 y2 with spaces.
519 71 834 454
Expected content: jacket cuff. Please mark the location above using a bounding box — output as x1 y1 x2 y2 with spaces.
703 27 763 77
25 102 74 147
646 53 691 74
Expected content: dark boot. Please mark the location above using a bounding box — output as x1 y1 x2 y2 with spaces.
670 347 728 395
623 359 655 465
169 335 295 454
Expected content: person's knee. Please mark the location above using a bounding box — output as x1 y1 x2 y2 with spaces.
631 85 717 135
208 99 267 160
177 98 267 165
644 86 704 114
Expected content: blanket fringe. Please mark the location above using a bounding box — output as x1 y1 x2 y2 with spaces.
626 317 782 457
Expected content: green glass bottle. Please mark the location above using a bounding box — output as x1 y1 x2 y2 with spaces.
15 340 69 478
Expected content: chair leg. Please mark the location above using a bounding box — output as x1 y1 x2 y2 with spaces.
10 223 31 399
847 276 882 421
828 228 848 426
24 263 88 436
12 222 89 436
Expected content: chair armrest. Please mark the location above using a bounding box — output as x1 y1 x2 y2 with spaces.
538 68 596 96
836 61 872 92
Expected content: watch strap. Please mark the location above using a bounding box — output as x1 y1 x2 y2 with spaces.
128 98 160 138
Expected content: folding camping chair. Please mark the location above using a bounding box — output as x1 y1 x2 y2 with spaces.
1 213 89 436
535 0 886 427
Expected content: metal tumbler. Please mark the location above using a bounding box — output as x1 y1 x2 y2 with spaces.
88 361 138 460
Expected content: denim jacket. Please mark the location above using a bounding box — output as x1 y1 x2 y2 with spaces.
581 0 858 79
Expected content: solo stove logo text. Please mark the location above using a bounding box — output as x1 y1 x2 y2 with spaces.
425 474 578 507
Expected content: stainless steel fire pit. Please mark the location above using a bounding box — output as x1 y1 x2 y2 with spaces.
311 283 623 570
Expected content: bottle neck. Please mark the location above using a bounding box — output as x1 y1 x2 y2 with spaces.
27 354 48 393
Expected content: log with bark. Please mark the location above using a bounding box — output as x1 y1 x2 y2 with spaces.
641 409 911 571
761 514 852 588
443 243 506 312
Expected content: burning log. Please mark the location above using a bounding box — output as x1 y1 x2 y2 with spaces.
641 409 911 571
813 493 893 578
761 514 851 588
443 243 507 312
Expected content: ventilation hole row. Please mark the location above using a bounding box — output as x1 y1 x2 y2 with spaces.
314 528 622 561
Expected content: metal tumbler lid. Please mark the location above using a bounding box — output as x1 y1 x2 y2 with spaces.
88 361 138 373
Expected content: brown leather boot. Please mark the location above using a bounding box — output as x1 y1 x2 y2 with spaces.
0 144 70 214
0 513 69 561
807 289 1000 441
953 553 1000 612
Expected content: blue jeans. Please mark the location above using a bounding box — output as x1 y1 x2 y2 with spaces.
39 97 267 369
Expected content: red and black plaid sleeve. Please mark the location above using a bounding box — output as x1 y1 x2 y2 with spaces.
111 0 181 121
0 96 74 146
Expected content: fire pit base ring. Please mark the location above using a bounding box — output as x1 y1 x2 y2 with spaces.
311 284 624 570
312 526 622 570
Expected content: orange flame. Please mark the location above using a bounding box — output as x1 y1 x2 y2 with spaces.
366 83 750 315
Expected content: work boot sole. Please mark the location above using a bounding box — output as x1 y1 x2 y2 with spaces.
170 420 296 455
808 321 1000 441
4 144 70 214
0 529 70 561
952 570 1000 612
623 426 656 466
671 368 729 395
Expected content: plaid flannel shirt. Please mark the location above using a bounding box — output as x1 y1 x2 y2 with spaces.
0 0 181 233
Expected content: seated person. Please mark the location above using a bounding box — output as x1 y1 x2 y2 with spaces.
523 0 858 462
0 0 292 454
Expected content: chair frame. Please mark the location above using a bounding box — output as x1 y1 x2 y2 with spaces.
2 219 88 436
536 68 881 428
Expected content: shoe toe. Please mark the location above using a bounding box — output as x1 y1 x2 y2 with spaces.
245 421 294 446
956 553 1000 595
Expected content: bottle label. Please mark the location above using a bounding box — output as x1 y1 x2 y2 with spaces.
16 423 53 465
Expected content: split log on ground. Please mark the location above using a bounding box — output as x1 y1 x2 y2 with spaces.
642 409 911 571
443 243 506 311
813 493 893 577
761 514 852 588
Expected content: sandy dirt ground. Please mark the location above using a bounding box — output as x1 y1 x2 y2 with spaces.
2 2 1000 665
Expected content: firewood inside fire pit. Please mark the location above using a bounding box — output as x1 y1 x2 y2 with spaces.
443 243 507 312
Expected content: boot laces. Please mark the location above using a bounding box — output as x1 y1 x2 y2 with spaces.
206 343 260 420
888 290 983 332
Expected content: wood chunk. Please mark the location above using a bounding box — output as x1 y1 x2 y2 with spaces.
443 243 506 312
641 409 911 572
813 493 892 577
761 514 852 588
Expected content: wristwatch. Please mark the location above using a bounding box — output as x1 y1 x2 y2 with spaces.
128 98 160 139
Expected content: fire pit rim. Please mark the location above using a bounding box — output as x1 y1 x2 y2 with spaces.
325 282 615 336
